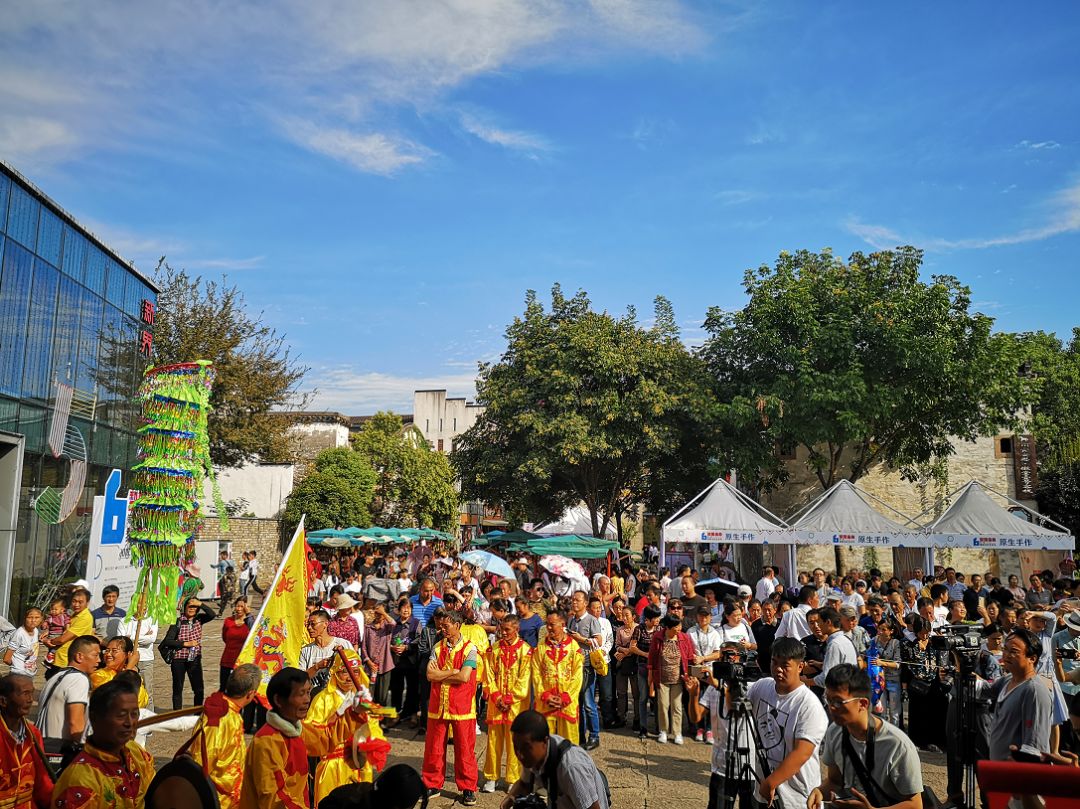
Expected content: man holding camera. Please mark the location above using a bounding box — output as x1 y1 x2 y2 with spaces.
502 710 610 809
808 664 923 809
734 637 828 809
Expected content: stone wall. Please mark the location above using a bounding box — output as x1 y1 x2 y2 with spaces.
202 517 288 590
761 434 1030 579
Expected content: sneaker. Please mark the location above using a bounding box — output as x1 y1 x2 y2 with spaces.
705 730 714 744
673 735 684 745
695 729 704 742
427 788 441 798
475 725 482 736
656 731 668 744
481 782 497 794
462 791 478 806
584 737 600 751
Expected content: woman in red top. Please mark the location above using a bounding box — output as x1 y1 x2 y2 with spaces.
220 597 253 690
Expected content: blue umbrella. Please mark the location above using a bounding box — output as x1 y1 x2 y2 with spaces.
460 550 515 580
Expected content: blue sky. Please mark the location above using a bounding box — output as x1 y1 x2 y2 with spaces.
3 2 1078 413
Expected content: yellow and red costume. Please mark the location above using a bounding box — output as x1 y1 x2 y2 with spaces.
305 650 392 806
422 635 479 793
531 634 584 744
482 637 532 785
239 711 323 809
0 718 52 809
187 692 247 809
88 670 149 710
50 740 155 809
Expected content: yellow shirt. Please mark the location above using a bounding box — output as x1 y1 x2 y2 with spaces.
188 694 247 809
460 624 490 681
89 669 149 709
54 611 93 668
51 740 155 809
305 686 385 804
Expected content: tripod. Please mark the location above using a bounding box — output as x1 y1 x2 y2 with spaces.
721 681 785 809
945 662 982 809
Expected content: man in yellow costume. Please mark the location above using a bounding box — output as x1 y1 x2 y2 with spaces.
51 680 155 809
531 612 584 745
0 673 53 809
481 614 532 793
304 648 392 806
185 664 261 809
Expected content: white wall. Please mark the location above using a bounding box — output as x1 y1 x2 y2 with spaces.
203 462 295 519
413 390 484 454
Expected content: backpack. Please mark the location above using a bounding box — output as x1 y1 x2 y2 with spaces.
545 738 612 809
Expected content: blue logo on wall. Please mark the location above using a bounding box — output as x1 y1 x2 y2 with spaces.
100 469 128 546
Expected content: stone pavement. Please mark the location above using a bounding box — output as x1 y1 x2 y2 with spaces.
142 596 952 807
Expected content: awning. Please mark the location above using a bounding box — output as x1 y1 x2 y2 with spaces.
787 480 924 548
662 477 789 545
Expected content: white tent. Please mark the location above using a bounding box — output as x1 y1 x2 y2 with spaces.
923 480 1074 551
660 477 790 567
789 480 926 547
533 505 618 540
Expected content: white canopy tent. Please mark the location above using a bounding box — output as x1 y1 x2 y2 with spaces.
533 505 619 540
921 480 1074 551
660 477 791 571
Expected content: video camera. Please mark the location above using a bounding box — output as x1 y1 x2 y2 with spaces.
713 644 763 687
930 624 982 653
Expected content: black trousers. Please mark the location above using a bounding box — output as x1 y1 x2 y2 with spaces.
171 656 204 710
371 671 392 708
390 662 420 717
220 665 232 692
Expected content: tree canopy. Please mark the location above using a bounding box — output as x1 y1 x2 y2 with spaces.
152 259 309 467
351 412 458 532
451 286 715 538
698 247 1033 490
283 447 375 531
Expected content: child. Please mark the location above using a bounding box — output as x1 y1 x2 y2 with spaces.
875 620 902 725
4 607 43 676
42 597 69 675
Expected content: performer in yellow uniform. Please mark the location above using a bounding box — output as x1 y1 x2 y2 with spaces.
51 680 155 809
240 668 323 809
0 673 54 809
186 664 261 809
531 612 584 745
305 649 393 806
481 614 532 792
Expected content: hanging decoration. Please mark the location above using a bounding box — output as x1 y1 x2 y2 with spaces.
127 360 227 625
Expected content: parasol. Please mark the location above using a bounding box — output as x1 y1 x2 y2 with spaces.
459 550 515 580
694 577 741 600
538 554 585 581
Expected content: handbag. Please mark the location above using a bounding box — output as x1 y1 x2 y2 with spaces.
158 624 180 665
589 647 609 677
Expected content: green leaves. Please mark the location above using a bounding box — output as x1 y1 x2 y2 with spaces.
284 447 376 531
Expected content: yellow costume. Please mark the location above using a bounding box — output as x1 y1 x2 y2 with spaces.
460 623 490 683
304 650 390 806
531 635 584 745
89 669 149 709
187 692 247 809
0 717 53 809
483 637 532 785
51 740 155 809
239 713 324 809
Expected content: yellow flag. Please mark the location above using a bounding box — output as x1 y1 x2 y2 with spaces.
235 516 312 701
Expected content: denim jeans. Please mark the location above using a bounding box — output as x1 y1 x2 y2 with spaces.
579 667 601 740
596 666 615 723
636 667 652 733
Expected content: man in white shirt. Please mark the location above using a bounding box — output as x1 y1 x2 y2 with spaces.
37 635 100 741
300 609 354 695
776 585 819 640
805 608 857 690
908 568 925 591
116 612 160 710
247 550 265 596
740 637 828 808
755 567 778 603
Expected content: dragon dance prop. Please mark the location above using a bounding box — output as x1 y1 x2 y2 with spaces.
127 361 227 625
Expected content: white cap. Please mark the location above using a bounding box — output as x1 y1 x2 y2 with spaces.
737 584 752 596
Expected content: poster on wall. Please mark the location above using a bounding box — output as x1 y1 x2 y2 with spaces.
88 469 219 612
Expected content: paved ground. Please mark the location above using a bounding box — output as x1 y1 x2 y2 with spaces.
138 597 953 807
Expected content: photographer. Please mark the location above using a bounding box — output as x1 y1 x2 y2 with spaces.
808 664 924 809
502 709 610 809
733 637 828 809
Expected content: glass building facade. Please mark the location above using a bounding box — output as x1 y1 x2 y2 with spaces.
0 162 157 618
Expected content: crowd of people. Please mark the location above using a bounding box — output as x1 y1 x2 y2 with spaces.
2 541 1080 808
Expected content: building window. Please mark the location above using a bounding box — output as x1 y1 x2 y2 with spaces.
453 418 457 431
437 439 444 452
425 419 429 433
439 418 443 431
995 436 1014 458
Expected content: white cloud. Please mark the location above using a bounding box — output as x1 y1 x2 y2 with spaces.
1015 140 1061 150
305 368 478 413
183 256 266 271
713 189 760 206
460 113 551 157
280 119 434 175
0 1 710 175
846 178 1080 251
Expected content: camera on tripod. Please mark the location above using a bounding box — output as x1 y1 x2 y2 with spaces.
930 624 982 654
713 643 763 685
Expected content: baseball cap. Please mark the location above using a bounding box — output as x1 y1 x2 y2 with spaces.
825 592 843 604
737 584 752 597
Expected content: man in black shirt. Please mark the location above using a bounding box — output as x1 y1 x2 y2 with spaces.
800 608 827 697
751 600 779 667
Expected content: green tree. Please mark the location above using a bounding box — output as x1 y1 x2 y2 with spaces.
451 286 716 538
699 247 1033 489
351 412 458 531
152 259 309 467
283 447 375 531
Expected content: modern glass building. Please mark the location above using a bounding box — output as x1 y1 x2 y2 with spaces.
0 161 158 619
